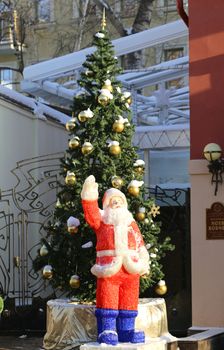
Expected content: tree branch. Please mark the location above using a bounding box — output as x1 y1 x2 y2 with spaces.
132 0 154 33
0 66 23 76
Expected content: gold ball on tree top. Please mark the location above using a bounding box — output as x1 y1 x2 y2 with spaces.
98 93 109 106
69 136 80 149
133 159 145 175
128 180 144 197
108 141 121 156
68 226 78 234
81 142 93 155
78 108 94 123
155 280 167 295
112 121 124 133
135 207 146 221
111 176 123 189
43 265 53 279
128 186 140 197
65 117 77 132
69 275 80 289
98 89 113 106
65 171 76 186
102 79 113 92
122 91 132 105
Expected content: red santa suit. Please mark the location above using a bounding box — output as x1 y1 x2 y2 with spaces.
82 187 149 311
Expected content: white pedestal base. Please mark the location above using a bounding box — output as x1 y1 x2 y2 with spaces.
43 298 175 350
80 339 167 350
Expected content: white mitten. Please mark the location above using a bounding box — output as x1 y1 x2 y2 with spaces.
81 175 99 200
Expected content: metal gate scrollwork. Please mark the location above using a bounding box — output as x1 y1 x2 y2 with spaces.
0 152 63 311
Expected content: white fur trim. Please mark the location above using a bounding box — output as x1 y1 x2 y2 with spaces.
122 246 150 275
92 248 149 277
91 257 122 277
96 249 139 257
81 189 98 200
123 255 149 275
114 224 128 255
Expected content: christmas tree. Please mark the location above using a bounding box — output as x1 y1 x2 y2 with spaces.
33 14 174 301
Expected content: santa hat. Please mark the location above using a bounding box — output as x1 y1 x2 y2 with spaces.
102 188 127 210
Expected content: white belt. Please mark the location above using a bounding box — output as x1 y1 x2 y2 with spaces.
97 249 138 257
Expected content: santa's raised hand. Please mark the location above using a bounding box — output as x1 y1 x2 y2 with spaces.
81 175 99 200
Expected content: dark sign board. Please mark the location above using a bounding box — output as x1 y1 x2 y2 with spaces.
206 202 224 239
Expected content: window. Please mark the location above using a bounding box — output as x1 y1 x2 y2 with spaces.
0 12 11 41
164 48 184 88
164 48 184 61
0 69 13 89
37 0 53 22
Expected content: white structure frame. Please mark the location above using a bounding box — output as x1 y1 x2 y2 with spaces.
21 20 189 188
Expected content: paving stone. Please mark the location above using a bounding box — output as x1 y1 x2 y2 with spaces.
0 336 44 350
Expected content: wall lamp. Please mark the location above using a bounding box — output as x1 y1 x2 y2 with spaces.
203 143 224 196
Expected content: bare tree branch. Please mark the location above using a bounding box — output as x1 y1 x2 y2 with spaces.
132 0 155 33
74 0 90 51
0 66 23 75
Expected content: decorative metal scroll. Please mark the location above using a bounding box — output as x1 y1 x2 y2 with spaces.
0 152 64 307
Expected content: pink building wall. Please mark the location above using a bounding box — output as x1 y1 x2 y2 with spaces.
189 0 224 326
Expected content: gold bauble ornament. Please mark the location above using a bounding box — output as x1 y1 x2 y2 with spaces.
65 172 76 186
122 92 132 105
65 118 76 132
69 137 80 149
128 186 140 197
43 265 53 280
40 244 48 256
109 145 121 156
81 142 93 155
98 93 109 106
111 176 123 189
69 275 80 289
102 83 113 92
135 207 146 221
78 111 88 122
68 226 78 234
112 121 124 133
155 280 167 295
126 97 132 105
134 166 145 175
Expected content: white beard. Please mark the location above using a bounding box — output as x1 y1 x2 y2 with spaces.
102 206 134 226
101 207 134 255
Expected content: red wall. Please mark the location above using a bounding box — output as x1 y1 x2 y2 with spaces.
189 0 224 159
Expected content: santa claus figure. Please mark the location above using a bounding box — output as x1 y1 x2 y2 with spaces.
81 175 150 346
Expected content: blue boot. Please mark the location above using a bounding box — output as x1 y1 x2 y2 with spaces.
95 308 119 345
117 310 145 343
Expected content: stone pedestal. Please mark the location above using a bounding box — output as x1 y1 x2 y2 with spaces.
43 298 176 350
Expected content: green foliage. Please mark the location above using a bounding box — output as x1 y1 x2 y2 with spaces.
33 28 174 301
